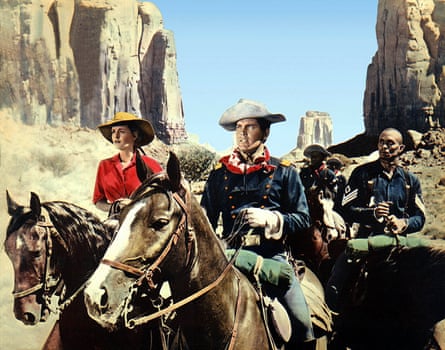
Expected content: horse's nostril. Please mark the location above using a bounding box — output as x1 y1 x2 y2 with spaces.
99 288 108 309
23 312 36 324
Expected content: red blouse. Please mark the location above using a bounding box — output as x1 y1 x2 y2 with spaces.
93 153 163 204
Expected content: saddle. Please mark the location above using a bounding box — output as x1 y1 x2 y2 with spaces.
225 249 292 346
342 234 430 308
226 249 294 343
225 249 333 345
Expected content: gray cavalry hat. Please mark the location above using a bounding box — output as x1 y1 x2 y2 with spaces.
219 98 286 131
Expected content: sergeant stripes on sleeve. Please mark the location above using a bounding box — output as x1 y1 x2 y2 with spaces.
342 187 358 206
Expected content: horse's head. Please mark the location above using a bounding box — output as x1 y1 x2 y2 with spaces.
306 184 334 215
4 191 62 325
84 152 193 330
337 244 445 349
306 185 346 242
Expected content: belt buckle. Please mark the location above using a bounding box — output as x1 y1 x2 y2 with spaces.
242 234 261 246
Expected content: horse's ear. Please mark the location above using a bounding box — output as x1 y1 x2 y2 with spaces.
166 151 182 192
30 192 42 218
6 190 20 216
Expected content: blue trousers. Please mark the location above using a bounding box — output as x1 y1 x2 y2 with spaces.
264 254 315 343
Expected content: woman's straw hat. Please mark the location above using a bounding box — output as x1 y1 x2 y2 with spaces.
97 112 155 146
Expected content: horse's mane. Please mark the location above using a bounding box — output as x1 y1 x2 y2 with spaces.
130 172 171 200
404 244 445 264
131 171 228 258
386 245 445 293
341 244 445 349
43 201 112 280
189 194 227 250
374 244 445 274
365 244 445 326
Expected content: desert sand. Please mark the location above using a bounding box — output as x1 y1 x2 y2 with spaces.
1 115 444 349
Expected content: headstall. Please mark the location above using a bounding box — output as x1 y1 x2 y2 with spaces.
12 207 82 313
100 184 241 334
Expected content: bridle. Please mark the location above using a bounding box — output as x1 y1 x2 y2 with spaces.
101 181 201 327
102 188 193 292
12 207 83 315
100 178 243 349
309 185 338 233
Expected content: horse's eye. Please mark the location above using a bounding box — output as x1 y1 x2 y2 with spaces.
151 219 169 230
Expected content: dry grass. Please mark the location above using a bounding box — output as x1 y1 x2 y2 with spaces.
0 115 171 349
0 115 444 349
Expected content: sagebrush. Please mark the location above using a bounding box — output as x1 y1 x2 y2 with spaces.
172 143 217 183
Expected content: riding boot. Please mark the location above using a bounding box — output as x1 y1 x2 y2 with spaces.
329 313 347 350
295 339 316 350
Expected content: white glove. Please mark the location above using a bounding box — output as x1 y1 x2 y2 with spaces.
243 208 283 240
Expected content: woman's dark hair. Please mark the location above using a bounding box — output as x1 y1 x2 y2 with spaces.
111 121 149 180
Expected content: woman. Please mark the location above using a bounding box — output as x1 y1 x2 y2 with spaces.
93 112 163 212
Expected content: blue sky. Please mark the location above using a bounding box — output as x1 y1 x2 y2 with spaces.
152 1 378 155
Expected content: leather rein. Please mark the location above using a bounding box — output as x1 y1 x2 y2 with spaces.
100 184 243 349
12 208 83 313
102 191 191 292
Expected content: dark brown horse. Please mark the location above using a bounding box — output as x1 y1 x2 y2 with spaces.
4 191 165 350
83 153 331 349
331 243 445 350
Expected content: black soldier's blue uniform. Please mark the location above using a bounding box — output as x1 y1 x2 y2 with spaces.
326 159 426 312
299 164 337 192
300 163 343 213
341 160 425 237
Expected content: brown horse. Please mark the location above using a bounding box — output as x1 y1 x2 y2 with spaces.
331 243 445 350
4 191 166 350
84 153 331 350
289 184 348 284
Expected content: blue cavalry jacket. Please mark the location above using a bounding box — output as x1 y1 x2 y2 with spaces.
201 157 311 257
299 163 337 192
341 160 425 238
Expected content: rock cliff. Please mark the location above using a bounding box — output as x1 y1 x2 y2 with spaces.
363 0 445 135
0 0 186 144
297 111 333 149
